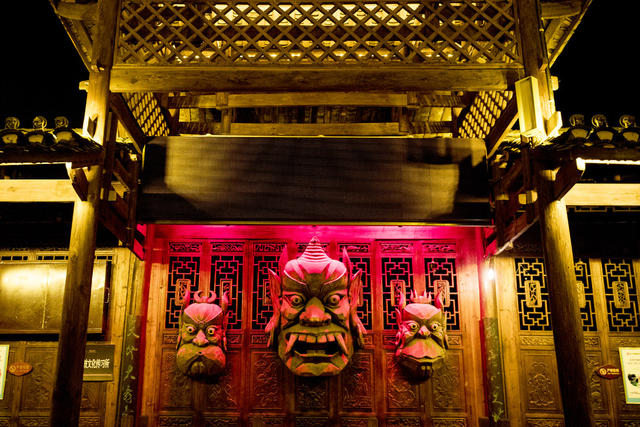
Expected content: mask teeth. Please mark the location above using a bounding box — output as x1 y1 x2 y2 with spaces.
285 333 299 354
299 236 331 263
334 333 348 355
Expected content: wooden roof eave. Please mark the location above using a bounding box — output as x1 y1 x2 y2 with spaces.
542 0 592 66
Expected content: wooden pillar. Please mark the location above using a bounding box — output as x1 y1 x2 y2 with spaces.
535 166 595 427
50 0 120 425
516 0 555 119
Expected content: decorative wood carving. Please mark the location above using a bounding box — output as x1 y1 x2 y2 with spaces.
295 376 329 410
250 352 284 410
176 289 229 379
295 417 330 427
525 359 559 411
432 352 464 410
341 351 374 410
21 348 56 411
158 416 193 426
585 352 607 412
520 335 555 347
205 352 239 409
16 418 50 427
432 418 467 427
159 350 193 410
525 419 563 427
386 417 421 426
266 237 365 376
394 287 449 379
385 353 419 410
204 417 240 426
341 417 376 427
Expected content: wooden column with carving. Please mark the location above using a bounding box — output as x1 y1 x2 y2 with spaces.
535 164 595 427
50 0 120 425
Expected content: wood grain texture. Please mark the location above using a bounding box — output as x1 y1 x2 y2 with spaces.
110 66 521 93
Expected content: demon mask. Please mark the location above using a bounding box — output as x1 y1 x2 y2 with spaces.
395 288 448 379
266 237 365 376
176 290 229 379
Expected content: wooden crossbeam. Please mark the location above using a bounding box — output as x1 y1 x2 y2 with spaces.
0 180 78 202
109 93 148 154
565 183 640 206
110 66 521 93
229 122 403 136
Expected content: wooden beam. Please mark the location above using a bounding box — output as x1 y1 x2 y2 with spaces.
535 165 595 427
540 0 582 19
109 93 148 154
0 179 78 202
169 92 410 108
565 183 640 206
54 2 97 21
486 98 518 158
229 122 403 136
110 66 521 93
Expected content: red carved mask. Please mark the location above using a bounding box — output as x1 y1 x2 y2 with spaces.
176 290 229 378
395 290 448 378
266 237 365 376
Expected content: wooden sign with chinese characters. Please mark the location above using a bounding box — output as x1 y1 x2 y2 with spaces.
8 361 32 376
595 365 621 380
83 344 115 381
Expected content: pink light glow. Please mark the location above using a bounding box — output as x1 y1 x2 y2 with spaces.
148 224 492 243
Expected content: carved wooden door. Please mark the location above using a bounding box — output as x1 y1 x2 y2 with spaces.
496 256 640 426
144 236 484 426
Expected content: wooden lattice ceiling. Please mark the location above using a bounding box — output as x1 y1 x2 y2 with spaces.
53 0 590 144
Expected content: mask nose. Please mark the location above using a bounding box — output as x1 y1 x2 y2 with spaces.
299 297 331 326
418 325 430 337
192 329 208 346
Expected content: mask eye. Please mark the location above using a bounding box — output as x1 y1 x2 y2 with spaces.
430 322 441 332
325 294 342 306
206 326 217 335
406 321 419 332
289 294 305 307
185 325 196 334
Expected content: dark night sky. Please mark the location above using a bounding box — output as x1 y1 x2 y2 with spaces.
0 2 638 129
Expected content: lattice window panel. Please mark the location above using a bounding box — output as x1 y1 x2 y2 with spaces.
251 242 287 330
117 0 518 66
166 255 201 329
339 243 373 331
122 92 169 137
575 258 597 332
210 248 244 330
515 257 551 331
459 90 513 139
601 259 639 332
381 256 414 330
424 257 459 331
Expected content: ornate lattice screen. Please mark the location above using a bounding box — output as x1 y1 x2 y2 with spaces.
117 0 519 66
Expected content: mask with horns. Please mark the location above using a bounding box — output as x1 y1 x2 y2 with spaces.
395 287 448 379
176 290 229 378
266 237 366 376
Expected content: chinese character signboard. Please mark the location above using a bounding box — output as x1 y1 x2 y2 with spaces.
83 344 115 381
0 345 8 399
620 347 640 404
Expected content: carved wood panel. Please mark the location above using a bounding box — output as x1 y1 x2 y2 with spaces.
507 257 640 426
148 237 480 426
0 343 105 427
